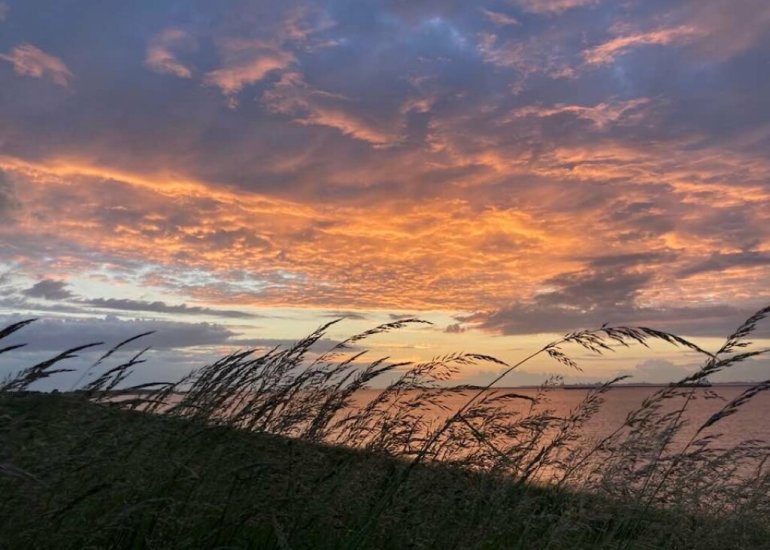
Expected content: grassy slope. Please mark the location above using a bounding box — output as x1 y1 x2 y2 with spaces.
1 393 767 549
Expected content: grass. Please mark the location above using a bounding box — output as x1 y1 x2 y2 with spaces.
2 392 766 549
1 307 770 548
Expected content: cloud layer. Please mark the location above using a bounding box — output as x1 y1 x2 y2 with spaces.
0 0 768 349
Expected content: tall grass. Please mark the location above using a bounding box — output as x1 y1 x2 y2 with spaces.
1 306 770 548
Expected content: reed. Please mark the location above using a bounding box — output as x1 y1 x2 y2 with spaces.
1 306 769 548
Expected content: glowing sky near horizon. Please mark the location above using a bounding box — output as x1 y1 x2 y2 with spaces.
1 0 769 385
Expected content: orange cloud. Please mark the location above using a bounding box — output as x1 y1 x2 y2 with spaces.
1 110 769 330
0 156 576 310
204 39 294 106
1 0 768 353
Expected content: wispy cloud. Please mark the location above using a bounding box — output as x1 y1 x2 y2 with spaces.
82 297 260 319
205 39 294 107
512 0 598 15
583 26 701 65
145 28 195 78
0 43 72 86
262 72 402 146
476 30 577 79
506 98 651 128
0 315 238 351
481 9 519 26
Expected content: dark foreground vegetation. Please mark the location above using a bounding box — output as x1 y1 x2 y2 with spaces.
1 306 770 548
1 392 767 549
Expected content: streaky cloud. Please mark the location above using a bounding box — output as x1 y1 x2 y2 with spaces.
0 43 72 86
81 297 261 319
583 25 701 65
145 28 196 78
512 0 598 14
205 38 294 106
23 279 73 301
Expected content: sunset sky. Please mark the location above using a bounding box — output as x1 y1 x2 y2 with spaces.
1 0 769 386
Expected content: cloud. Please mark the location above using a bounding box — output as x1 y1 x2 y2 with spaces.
145 28 195 78
228 336 341 350
475 29 577 79
0 0 769 341
618 358 693 384
0 43 73 86
681 0 770 60
507 98 651 128
81 297 260 319
581 252 678 270
277 5 337 47
389 313 418 321
512 0 598 14
205 39 294 105
468 265 760 337
445 322 466 333
2 150 768 316
619 355 770 385
481 9 519 26
474 300 750 338
678 250 770 278
0 315 237 351
0 170 18 222
262 72 402 146
23 279 74 300
583 26 701 65
321 310 369 320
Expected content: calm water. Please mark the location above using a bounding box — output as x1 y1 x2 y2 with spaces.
147 385 770 450
140 384 770 488
352 385 770 449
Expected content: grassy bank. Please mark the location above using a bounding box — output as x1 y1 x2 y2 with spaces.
1 392 766 549
2 309 770 548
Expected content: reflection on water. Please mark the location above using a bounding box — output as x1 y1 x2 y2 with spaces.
147 385 770 449
351 385 770 450
132 383 770 493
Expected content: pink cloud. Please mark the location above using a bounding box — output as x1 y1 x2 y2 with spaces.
683 0 770 60
513 0 598 15
476 32 576 80
263 72 402 146
0 43 72 86
507 98 651 128
145 28 195 78
583 26 701 65
481 9 519 26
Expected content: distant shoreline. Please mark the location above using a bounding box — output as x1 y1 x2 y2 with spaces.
35 382 759 397
349 383 760 392
534 383 754 390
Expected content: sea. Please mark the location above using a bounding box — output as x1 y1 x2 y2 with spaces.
351 385 770 450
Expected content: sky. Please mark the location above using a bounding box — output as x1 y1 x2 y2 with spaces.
1 0 769 387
